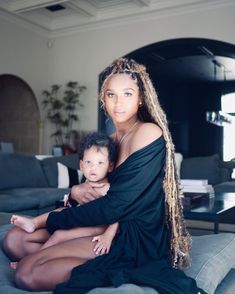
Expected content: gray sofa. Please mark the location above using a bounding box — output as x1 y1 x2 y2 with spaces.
0 153 80 216
180 154 235 193
1 224 235 294
1 152 235 293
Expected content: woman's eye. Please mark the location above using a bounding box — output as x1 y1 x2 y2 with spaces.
107 92 114 98
124 92 132 97
98 162 104 166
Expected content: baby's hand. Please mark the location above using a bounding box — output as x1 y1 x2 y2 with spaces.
92 233 112 255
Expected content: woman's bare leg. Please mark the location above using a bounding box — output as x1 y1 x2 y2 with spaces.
15 236 97 291
41 225 107 250
3 226 50 261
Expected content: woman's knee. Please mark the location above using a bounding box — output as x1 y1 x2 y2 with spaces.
15 259 56 291
15 264 34 291
2 227 24 260
15 256 40 291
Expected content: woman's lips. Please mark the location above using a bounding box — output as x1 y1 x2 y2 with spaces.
114 111 125 116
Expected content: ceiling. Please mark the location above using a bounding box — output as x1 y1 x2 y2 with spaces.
0 0 233 36
0 0 192 34
1 0 235 83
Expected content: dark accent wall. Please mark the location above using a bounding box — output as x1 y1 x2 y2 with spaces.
155 80 223 157
98 79 225 158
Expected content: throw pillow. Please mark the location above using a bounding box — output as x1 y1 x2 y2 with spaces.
57 162 83 188
40 154 79 187
180 154 221 185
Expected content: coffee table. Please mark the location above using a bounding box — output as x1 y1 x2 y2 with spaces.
183 192 235 234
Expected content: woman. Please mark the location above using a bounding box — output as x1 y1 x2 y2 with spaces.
3 58 204 293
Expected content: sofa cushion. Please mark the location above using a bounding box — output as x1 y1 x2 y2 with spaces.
57 162 83 188
0 153 48 189
184 233 235 294
181 154 221 185
215 268 235 293
214 181 235 193
0 188 69 213
40 154 79 187
0 224 235 294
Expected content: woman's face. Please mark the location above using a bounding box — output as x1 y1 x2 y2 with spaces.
103 73 141 125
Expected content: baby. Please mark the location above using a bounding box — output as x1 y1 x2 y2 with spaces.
11 132 119 256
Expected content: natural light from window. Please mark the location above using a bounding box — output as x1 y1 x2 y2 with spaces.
221 93 235 163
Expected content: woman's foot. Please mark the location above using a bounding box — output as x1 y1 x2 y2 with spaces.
10 215 36 233
10 261 18 270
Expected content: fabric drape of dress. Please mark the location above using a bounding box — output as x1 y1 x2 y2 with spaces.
47 136 204 294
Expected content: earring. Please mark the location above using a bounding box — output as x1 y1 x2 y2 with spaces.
139 102 143 107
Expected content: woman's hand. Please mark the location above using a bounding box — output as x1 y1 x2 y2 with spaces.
70 182 107 205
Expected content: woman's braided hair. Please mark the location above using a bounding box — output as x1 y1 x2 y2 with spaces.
99 58 191 268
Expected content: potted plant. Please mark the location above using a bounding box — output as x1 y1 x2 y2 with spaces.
42 81 86 154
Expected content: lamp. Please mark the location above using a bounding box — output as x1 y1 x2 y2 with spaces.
206 111 233 127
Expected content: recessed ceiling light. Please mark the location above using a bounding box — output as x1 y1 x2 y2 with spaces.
46 4 66 12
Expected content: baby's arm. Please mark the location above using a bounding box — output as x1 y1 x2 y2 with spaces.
40 225 107 250
92 222 119 255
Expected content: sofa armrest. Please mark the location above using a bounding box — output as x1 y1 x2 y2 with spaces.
219 167 232 182
219 161 235 182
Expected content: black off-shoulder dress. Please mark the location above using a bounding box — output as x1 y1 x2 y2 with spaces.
47 136 204 294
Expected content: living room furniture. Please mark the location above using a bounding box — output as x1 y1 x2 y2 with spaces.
183 192 235 233
0 152 80 216
1 152 235 293
0 152 233 218
180 154 235 193
0 142 14 153
0 223 235 294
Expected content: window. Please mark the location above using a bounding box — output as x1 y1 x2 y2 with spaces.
221 93 235 178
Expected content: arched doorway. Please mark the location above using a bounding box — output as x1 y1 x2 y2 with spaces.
0 74 40 154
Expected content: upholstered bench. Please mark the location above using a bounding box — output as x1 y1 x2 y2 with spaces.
1 224 235 294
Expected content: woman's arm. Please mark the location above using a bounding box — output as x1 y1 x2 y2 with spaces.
69 182 106 205
47 129 165 234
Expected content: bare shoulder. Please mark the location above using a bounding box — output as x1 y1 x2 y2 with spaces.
130 123 163 153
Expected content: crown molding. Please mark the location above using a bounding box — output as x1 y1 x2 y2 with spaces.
0 0 235 39
0 9 49 37
48 0 235 38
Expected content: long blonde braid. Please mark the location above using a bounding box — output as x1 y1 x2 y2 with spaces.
99 58 191 268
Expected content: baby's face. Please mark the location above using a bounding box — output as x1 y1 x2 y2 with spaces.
80 146 113 182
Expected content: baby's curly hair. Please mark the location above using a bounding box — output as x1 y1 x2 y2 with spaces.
79 132 118 164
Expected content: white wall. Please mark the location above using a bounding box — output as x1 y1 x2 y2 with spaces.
1 3 235 153
50 3 235 134
0 18 50 152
